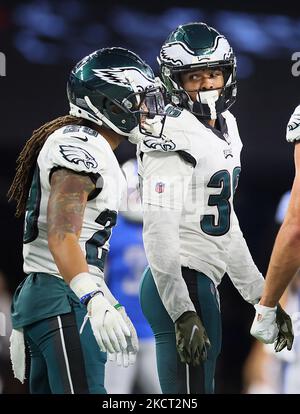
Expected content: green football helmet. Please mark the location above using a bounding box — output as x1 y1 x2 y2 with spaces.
158 22 237 119
67 47 166 140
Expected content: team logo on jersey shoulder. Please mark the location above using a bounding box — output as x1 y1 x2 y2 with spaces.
143 136 176 151
59 145 98 169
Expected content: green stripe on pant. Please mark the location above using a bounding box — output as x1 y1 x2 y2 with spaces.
139 267 221 394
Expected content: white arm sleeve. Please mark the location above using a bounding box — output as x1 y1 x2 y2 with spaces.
142 151 196 322
226 210 265 304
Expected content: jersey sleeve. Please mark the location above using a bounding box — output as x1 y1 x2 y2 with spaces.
141 150 196 321
226 210 265 304
38 125 107 186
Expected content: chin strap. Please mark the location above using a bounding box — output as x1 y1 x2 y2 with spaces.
199 90 219 120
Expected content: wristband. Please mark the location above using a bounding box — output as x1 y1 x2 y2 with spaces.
80 290 104 306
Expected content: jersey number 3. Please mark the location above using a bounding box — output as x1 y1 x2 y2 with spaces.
200 167 241 236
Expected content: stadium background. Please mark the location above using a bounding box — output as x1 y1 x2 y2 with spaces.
0 0 299 393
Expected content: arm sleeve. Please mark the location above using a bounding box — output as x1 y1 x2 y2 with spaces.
226 210 265 304
142 151 196 322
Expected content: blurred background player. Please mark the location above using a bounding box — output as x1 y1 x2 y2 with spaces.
245 190 300 394
105 159 161 394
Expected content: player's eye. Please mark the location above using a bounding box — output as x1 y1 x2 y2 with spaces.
190 74 201 81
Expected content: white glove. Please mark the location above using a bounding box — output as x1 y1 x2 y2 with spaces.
108 306 139 367
250 303 279 344
286 104 300 142
87 295 131 353
70 272 130 353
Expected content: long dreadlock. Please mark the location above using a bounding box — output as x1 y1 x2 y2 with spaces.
7 115 87 218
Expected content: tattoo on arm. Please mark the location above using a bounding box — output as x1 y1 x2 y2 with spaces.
48 169 96 242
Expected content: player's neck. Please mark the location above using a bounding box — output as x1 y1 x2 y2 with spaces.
94 125 124 150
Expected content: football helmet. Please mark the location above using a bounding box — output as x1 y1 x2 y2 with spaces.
158 22 237 119
67 47 166 140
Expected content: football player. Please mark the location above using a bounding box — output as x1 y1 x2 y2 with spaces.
250 106 300 348
7 47 165 394
136 22 293 394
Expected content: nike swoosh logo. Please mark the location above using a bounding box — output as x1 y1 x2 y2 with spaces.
189 325 199 346
71 135 88 142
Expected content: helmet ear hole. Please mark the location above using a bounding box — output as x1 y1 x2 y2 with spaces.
102 97 123 116
109 102 124 115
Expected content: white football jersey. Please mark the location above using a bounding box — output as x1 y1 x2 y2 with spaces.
139 107 264 319
23 124 126 279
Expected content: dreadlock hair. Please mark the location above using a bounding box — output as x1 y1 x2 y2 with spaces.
7 115 87 218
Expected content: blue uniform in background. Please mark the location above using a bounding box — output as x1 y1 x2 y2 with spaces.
106 215 152 340
105 214 161 394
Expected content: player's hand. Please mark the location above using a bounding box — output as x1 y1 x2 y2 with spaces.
108 306 139 367
250 303 279 344
175 311 211 366
87 295 131 353
286 104 300 142
274 304 294 352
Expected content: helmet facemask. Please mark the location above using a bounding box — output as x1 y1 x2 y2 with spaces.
158 22 237 119
104 87 167 141
161 60 236 120
133 88 166 138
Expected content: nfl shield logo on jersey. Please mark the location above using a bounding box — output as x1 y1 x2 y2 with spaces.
155 182 165 193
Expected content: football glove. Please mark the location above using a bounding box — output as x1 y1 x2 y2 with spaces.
274 304 294 352
175 311 211 366
250 303 279 344
108 305 139 367
86 294 130 353
70 272 130 353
